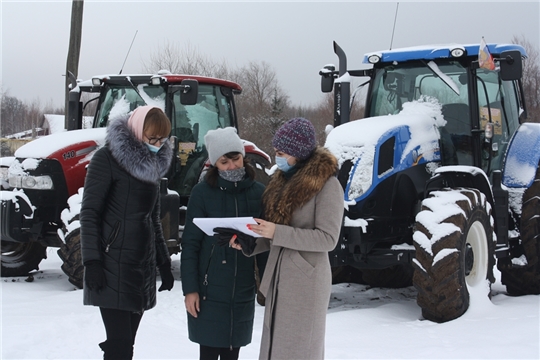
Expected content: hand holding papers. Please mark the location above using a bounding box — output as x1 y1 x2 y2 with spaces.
213 227 257 255
193 217 259 238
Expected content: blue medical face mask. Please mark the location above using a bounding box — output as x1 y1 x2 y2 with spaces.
275 156 294 172
145 142 163 153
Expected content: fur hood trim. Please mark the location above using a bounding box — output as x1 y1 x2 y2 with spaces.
106 115 173 184
263 147 339 225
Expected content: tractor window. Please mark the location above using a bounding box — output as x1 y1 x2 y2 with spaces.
477 70 520 172
370 61 473 165
170 84 234 150
168 84 236 196
93 85 166 128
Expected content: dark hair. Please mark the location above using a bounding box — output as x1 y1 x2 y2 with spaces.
143 108 171 137
205 152 255 187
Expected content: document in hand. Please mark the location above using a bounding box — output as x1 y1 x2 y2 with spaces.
193 217 259 237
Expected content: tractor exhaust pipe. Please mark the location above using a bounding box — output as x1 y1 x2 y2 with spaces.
333 41 350 126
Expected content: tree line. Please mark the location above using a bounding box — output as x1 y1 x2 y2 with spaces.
1 35 539 157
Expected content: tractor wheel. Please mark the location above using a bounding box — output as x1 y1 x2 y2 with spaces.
1 240 47 277
498 164 540 295
361 264 414 288
245 153 270 186
412 188 495 323
58 228 83 288
58 189 84 288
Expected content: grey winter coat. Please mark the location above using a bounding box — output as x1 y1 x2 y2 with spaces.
80 115 172 312
252 148 344 360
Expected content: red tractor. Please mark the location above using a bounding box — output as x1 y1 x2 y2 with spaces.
1 72 270 287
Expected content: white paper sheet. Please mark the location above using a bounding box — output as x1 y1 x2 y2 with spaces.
193 217 259 237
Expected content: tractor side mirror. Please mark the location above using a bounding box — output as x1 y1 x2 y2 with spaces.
320 65 336 93
499 50 522 81
179 79 199 105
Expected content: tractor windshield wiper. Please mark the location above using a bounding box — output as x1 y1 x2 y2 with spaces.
125 76 148 105
423 60 461 96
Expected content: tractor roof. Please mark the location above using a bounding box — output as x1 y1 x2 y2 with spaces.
76 73 242 91
363 43 527 64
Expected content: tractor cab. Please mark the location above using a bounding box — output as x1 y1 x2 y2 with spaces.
322 43 526 178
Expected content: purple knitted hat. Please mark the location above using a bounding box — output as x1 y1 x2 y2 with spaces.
272 118 317 160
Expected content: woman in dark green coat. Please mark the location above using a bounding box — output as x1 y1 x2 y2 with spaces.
181 127 265 360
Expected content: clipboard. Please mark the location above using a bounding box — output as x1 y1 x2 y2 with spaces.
193 217 259 237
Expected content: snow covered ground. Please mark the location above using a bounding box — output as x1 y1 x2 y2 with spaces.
1 249 539 360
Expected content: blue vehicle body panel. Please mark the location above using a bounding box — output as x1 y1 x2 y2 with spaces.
503 123 540 188
345 125 441 202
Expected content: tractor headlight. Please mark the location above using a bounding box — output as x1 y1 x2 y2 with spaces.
9 175 54 190
451 48 465 58
368 54 381 64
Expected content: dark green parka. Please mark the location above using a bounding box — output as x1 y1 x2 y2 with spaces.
181 173 265 348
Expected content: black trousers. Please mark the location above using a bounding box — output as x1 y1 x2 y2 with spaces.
199 345 240 360
100 307 143 344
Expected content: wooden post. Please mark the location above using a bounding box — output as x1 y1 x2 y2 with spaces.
64 0 84 129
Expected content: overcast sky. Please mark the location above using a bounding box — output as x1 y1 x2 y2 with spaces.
1 0 539 110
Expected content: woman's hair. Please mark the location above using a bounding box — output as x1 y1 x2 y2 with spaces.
205 152 255 187
143 108 171 137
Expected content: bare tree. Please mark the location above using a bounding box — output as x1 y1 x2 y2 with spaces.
233 61 285 116
512 34 540 123
142 41 231 79
232 62 291 155
1 91 27 136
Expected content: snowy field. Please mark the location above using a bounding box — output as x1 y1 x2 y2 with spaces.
1 248 539 360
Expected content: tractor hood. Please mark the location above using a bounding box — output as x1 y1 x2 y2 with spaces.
325 98 446 202
14 128 107 159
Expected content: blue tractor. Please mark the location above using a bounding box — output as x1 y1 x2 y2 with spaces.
321 41 540 322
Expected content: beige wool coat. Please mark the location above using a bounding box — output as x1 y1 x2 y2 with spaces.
252 148 344 360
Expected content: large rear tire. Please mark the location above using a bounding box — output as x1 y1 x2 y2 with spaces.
413 188 495 323
1 240 47 277
498 164 540 295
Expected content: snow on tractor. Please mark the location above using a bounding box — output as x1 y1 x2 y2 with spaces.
1 72 270 288
320 41 540 322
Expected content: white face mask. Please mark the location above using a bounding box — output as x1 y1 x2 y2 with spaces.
145 142 163 153
275 155 294 172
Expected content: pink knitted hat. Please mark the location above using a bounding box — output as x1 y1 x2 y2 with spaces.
127 106 154 141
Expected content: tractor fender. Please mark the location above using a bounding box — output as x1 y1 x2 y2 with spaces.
424 165 494 207
503 122 540 188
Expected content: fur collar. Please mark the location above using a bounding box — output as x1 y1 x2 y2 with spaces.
106 115 173 184
263 147 339 225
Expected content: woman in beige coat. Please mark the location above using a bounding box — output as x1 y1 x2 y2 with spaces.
239 117 344 360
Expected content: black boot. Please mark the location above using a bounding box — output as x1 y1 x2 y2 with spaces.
99 339 134 360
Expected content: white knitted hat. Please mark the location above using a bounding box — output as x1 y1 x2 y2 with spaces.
204 127 245 165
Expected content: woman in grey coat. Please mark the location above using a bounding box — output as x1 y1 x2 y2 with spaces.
239 117 344 360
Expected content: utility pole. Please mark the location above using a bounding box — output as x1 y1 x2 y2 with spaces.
64 0 84 129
